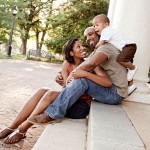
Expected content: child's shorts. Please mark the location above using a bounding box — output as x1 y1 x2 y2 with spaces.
117 43 137 63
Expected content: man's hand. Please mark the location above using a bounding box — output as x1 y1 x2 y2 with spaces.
55 72 64 86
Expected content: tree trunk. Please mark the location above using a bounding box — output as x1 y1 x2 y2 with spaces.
35 29 41 56
21 37 27 55
36 29 39 50
39 30 46 50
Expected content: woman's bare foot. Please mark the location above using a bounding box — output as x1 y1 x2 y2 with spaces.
0 127 16 139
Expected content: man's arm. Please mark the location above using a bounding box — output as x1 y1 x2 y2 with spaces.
71 67 112 87
76 52 108 72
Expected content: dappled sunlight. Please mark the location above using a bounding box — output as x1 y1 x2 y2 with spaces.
1 59 61 73
34 64 52 69
23 68 34 72
22 64 54 71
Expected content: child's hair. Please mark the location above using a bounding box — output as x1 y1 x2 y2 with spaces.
94 14 110 25
62 38 79 63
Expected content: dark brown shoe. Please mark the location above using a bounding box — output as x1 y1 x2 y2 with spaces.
28 113 61 125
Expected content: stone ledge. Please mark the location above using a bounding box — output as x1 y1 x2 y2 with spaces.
32 100 147 150
32 118 87 150
87 101 145 150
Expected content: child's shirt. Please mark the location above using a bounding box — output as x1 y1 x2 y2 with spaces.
100 26 135 51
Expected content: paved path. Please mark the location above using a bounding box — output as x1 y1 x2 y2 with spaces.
0 59 62 150
1 59 150 150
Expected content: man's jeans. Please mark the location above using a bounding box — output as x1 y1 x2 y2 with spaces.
45 78 124 119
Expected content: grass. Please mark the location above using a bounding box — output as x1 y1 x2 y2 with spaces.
0 51 26 59
50 57 64 63
27 56 63 63
0 51 63 64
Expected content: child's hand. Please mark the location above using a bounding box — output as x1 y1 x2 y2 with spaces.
95 40 105 49
95 43 100 49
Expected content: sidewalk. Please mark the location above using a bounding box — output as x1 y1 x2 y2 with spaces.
0 59 62 149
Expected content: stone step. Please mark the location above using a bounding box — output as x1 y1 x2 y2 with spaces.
87 101 146 150
32 118 87 150
32 100 146 150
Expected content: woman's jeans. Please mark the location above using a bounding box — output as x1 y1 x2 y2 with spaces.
45 78 124 119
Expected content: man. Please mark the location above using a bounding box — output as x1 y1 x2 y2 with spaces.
28 27 128 124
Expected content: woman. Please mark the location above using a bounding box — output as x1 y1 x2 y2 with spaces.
0 38 111 144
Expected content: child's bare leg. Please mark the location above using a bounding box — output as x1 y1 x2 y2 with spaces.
119 61 135 70
128 79 133 86
0 88 48 138
119 61 137 81
128 79 137 95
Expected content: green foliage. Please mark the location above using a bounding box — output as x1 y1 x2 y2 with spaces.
0 0 13 42
46 0 109 53
0 0 55 53
27 56 63 63
0 28 8 42
0 0 109 54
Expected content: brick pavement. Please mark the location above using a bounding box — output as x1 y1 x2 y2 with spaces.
0 59 62 150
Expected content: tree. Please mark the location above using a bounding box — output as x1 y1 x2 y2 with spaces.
0 0 55 55
0 0 15 43
46 0 109 53
17 0 55 55
0 0 109 55
30 0 54 56
16 0 43 54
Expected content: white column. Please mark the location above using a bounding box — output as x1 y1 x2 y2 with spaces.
108 0 150 103
107 0 118 26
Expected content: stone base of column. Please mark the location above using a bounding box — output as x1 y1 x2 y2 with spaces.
125 80 150 104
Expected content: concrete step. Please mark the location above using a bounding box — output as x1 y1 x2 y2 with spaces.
32 118 87 150
87 101 146 150
32 100 147 150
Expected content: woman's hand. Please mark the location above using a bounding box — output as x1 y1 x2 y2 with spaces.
66 74 74 85
71 69 87 79
55 72 64 86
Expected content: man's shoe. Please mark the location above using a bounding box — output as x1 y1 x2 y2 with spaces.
127 65 138 81
27 112 61 125
128 85 137 95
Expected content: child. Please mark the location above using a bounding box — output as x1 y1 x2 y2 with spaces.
92 14 138 83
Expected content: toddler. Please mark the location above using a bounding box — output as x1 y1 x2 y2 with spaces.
93 14 137 93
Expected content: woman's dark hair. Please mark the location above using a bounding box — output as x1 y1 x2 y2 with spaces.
62 38 79 63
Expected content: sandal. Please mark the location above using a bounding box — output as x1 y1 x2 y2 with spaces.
3 129 26 144
0 127 15 139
